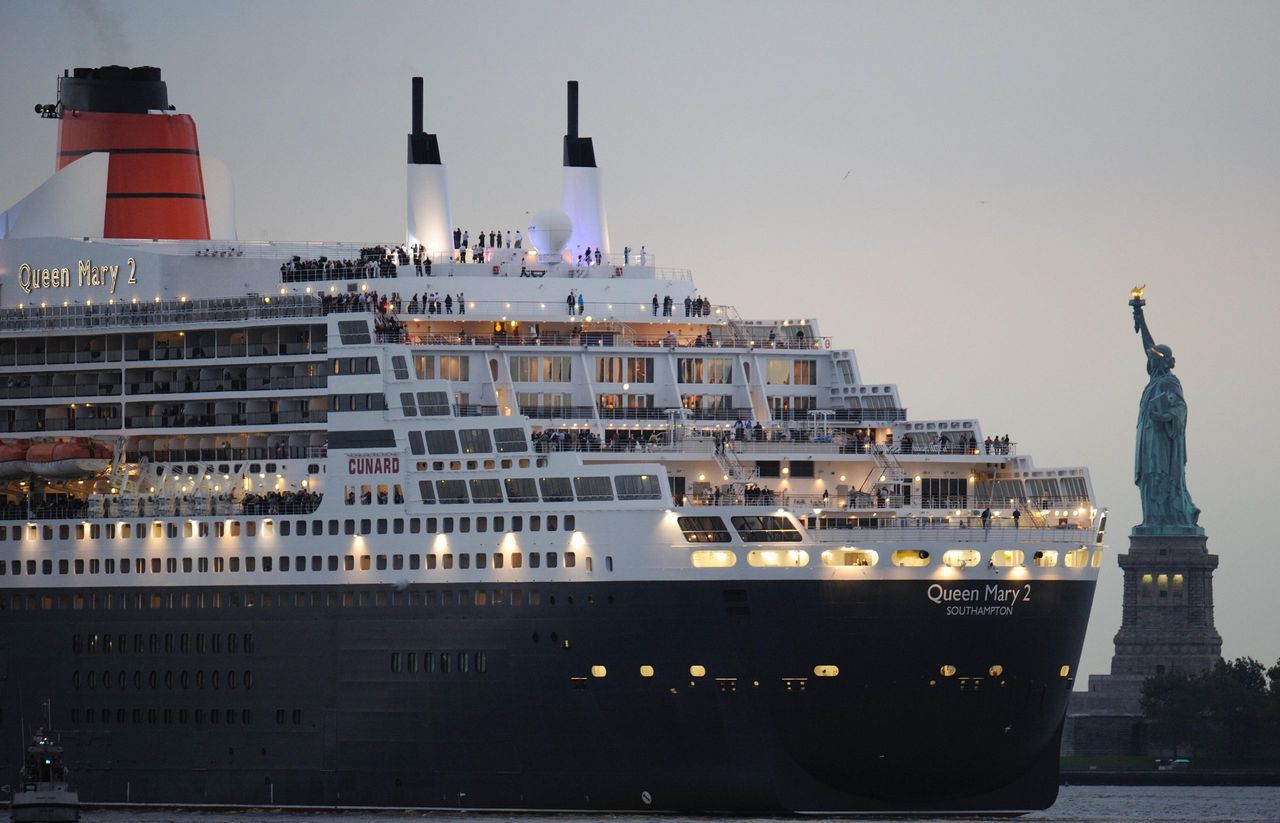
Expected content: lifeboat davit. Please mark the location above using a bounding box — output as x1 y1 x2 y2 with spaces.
0 441 31 479
25 440 112 478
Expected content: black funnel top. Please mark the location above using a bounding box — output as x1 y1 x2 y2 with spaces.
407 76 442 165
563 80 596 168
58 65 169 113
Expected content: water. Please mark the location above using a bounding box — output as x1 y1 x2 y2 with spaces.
80 786 1280 823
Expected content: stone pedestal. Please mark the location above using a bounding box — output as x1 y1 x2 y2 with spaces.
1063 532 1221 756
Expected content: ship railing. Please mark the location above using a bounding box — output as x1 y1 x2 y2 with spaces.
122 445 327 462
123 410 328 428
802 523 1098 545
239 495 323 516
403 331 829 352
452 404 501 417
0 295 324 333
120 376 328 395
518 407 906 424
0 342 329 370
0 415 122 433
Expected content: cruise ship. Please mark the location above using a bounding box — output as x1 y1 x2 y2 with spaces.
0 66 1103 814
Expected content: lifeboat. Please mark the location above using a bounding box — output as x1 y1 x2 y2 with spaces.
0 441 31 478
25 439 112 478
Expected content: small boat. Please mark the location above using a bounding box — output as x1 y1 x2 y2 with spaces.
24 440 110 479
0 442 30 479
10 733 79 822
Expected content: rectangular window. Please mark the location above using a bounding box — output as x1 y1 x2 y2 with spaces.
595 356 623 383
510 355 539 383
615 474 662 500
416 391 451 416
435 480 468 504
414 354 435 380
538 477 574 502
678 516 733 543
626 357 654 384
731 515 803 542
788 460 815 478
493 427 528 453
469 479 503 504
542 356 572 382
573 476 614 501
504 477 538 503
439 355 469 382
459 428 493 454
400 392 418 417
425 429 459 454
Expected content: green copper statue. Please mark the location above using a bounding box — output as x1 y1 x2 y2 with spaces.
1129 287 1202 535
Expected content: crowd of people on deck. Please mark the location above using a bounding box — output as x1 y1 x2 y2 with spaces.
984 435 1013 454
900 432 981 455
0 496 89 520
533 429 603 453
239 489 322 515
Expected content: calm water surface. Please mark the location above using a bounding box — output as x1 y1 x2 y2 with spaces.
82 786 1280 823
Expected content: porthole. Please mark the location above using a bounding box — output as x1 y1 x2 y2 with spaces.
813 665 839 677
891 550 931 568
821 548 878 567
942 549 981 568
590 665 607 678
940 664 957 677
988 664 1004 677
690 550 736 568
639 665 655 678
689 665 706 678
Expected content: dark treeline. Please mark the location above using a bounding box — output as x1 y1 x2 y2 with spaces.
1141 656 1280 766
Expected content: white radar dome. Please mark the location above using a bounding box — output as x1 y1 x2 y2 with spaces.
527 208 573 257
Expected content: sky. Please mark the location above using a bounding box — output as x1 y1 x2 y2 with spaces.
1 0 1278 686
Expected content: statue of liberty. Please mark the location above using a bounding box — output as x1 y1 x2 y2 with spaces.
1129 287 1202 534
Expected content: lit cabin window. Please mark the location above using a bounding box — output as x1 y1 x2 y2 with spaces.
689 665 706 678
988 664 1004 677
1064 548 1089 568
690 550 736 569
1033 550 1059 567
821 548 878 567
891 550 931 568
1059 665 1072 678
590 665 607 678
990 549 1024 568
1091 548 1104 568
639 665 655 678
942 549 980 568
747 549 809 568
940 664 957 677
813 665 839 677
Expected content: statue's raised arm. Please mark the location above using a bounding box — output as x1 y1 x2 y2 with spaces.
1130 285 1155 353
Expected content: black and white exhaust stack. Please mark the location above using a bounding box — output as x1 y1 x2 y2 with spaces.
561 81 610 256
405 77 452 255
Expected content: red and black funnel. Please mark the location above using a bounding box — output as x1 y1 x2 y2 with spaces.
52 65 210 240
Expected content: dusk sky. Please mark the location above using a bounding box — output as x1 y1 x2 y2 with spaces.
2 0 1278 685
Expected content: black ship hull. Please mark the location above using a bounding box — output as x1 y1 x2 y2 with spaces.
0 577 1094 813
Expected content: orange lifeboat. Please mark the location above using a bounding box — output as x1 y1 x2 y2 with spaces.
0 441 31 479
25 440 112 479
